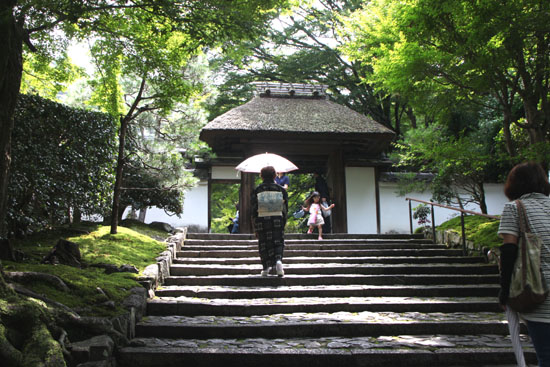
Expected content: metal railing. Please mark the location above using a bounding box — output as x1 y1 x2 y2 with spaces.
406 197 499 255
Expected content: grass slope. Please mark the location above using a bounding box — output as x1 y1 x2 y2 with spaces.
3 223 168 316
437 215 501 250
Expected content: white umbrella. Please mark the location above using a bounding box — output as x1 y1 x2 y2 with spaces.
235 152 298 173
505 307 526 367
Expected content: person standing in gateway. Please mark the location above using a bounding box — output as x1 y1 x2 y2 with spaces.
251 166 288 277
275 172 290 190
314 170 332 233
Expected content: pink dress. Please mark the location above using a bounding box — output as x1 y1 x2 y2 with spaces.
307 203 325 226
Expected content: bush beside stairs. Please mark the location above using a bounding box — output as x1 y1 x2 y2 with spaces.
118 233 537 366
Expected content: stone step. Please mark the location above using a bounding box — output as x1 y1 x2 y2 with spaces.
181 243 444 251
168 263 498 276
164 274 499 287
135 312 515 339
185 233 427 240
155 284 499 299
176 248 465 258
147 296 500 316
182 238 435 246
118 334 537 367
174 255 486 265
123 234 518 367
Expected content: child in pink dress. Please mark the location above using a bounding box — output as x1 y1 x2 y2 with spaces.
303 191 335 240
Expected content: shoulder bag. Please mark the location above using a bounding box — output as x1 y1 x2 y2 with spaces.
507 199 549 313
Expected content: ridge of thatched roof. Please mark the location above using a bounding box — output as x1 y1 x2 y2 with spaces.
202 96 394 135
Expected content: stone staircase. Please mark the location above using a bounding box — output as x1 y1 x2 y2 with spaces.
118 233 537 366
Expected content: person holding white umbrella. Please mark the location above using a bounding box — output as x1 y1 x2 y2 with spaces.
250 165 288 277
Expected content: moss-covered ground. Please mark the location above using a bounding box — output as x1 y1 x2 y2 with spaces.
436 215 501 250
3 222 168 317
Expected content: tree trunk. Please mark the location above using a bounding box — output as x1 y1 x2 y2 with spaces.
110 115 129 234
477 183 488 215
524 101 547 144
406 106 417 129
118 204 127 222
73 207 81 224
110 78 147 234
0 3 23 239
501 109 515 157
393 100 401 137
138 208 147 222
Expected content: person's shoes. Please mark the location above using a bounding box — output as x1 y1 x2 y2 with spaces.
276 260 284 277
318 236 323 240
260 268 270 277
307 229 313 234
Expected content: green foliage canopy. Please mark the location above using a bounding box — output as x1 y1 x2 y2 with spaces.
341 0 550 158
1 0 292 238
207 0 415 135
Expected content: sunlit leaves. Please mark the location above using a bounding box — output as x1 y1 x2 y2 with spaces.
21 51 84 99
340 0 550 154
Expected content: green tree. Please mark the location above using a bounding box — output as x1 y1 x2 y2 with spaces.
341 0 550 160
0 0 291 238
211 183 240 234
116 55 214 224
394 123 492 213
118 162 184 222
208 0 416 135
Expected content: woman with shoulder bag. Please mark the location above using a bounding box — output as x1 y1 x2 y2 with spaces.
498 162 550 367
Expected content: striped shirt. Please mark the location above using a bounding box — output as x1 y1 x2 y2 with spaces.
498 192 550 323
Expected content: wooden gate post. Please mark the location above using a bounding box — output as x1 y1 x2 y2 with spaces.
328 149 347 233
239 172 256 234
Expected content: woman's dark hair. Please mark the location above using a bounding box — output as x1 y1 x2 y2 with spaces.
260 166 276 181
504 162 550 200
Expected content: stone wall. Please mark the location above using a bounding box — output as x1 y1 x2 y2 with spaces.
435 229 494 263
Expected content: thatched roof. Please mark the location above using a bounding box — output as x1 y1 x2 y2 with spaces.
202 96 394 135
199 83 395 160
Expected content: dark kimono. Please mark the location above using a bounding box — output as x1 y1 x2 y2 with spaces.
251 181 288 269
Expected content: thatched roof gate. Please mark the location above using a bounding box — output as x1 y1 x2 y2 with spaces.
199 82 395 233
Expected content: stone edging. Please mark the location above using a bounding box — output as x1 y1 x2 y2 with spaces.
71 227 187 367
138 227 186 297
435 229 494 263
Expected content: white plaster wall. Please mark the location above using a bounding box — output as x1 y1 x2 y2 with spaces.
378 182 507 234
212 166 241 180
482 183 508 215
179 181 209 229
138 180 209 230
138 169 509 234
379 183 436 234
345 167 378 234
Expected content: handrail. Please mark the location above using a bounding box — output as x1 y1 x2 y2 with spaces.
405 197 499 256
